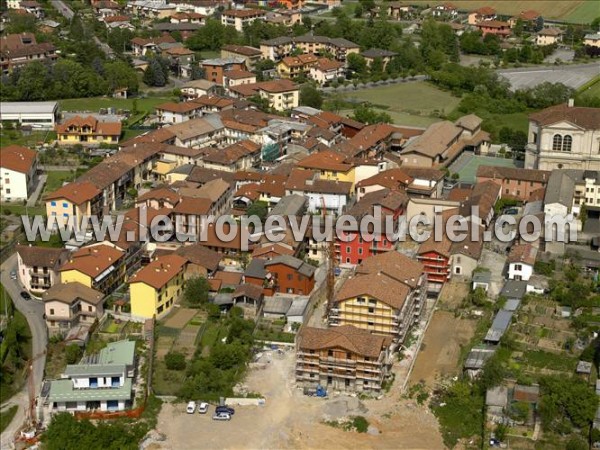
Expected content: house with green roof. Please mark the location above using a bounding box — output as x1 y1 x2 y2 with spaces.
48 340 136 412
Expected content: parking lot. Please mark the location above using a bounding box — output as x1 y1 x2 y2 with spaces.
497 63 600 91
154 350 444 449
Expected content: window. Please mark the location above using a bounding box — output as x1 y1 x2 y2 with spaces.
287 274 292 281
369 299 376 305
62 202 68 208
368 307 375 313
50 308 54 315
562 135 572 152
514 264 523 271
357 297 365 304
328 350 333 357
552 134 562 151
368 321 374 326
4 178 9 184
358 248 363 255
88 305 92 312
456 256 461 263
51 201 56 206
346 246 350 253
5 189 9 194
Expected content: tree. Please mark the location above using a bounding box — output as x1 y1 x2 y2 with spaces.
165 351 186 370
190 65 205 80
183 277 210 306
65 344 82 364
300 85 323 109
347 53 368 79
351 104 392 124
566 436 588 450
103 60 139 94
354 3 364 18
246 201 268 223
143 59 167 87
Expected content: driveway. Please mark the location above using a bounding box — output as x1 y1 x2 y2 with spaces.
0 254 47 447
50 0 73 19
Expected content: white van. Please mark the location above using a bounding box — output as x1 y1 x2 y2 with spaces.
186 401 196 414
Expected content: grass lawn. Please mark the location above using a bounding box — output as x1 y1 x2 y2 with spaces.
0 405 18 435
59 96 176 114
565 0 600 23
452 154 518 183
0 284 11 318
0 130 56 148
520 349 577 373
406 1 586 21
199 320 226 352
152 360 186 396
578 76 600 101
0 204 45 217
44 171 75 193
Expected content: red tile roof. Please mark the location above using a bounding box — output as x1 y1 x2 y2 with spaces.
0 145 36 174
129 254 187 289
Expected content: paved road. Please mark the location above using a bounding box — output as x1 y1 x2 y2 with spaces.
50 0 73 20
0 254 47 446
26 174 46 208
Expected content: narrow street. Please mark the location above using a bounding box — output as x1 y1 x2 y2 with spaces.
0 254 47 448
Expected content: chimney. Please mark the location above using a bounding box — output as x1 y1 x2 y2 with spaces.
567 98 574 107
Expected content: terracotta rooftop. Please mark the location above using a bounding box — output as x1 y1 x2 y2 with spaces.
172 196 212 215
55 115 121 136
222 44 262 56
281 53 318 68
156 101 201 114
16 245 68 269
507 243 538 266
222 8 266 18
336 272 410 310
175 244 222 272
356 168 413 190
529 103 600 130
476 166 550 184
297 150 352 172
297 325 390 359
45 181 101 204
42 282 104 306
355 251 424 289
129 254 187 290
0 145 36 174
60 244 125 278
223 69 256 80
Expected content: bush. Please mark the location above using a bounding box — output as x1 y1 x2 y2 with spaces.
352 416 369 433
165 351 186 371
65 344 82 364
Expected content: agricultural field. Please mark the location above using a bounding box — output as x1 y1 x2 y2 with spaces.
406 1 590 21
344 81 461 127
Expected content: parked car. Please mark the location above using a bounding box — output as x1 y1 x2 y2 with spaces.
20 291 31 300
197 402 209 414
215 405 235 415
186 401 196 414
10 271 17 280
212 413 231 421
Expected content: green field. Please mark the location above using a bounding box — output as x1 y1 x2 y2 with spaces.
345 81 461 127
0 405 18 434
407 0 590 21
578 76 600 101
59 96 175 114
451 154 519 183
566 0 600 23
0 130 55 148
44 171 75 193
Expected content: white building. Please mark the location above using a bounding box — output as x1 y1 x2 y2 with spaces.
16 245 69 295
584 33 600 48
525 101 600 171
221 9 266 32
48 340 136 413
0 145 38 201
0 101 58 129
507 243 537 281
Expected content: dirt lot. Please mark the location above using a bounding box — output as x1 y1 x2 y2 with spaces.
163 308 197 329
409 311 477 388
155 351 444 450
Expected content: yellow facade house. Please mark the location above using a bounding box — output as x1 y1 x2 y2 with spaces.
59 244 126 295
56 115 122 146
296 150 356 188
45 181 102 231
129 254 187 319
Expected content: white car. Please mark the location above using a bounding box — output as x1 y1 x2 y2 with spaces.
186 401 196 414
212 412 231 421
198 402 209 414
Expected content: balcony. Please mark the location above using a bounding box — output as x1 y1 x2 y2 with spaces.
319 357 357 367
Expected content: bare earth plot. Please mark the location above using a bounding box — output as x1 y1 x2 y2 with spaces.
156 351 445 450
498 64 600 91
163 308 197 329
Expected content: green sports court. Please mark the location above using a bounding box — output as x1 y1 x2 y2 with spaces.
449 152 521 184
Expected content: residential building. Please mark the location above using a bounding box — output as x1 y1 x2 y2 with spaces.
450 232 484 278
201 57 246 85
361 49 397 70
387 2 414 20
309 58 345 86
172 196 212 239
468 6 496 25
0 101 58 129
474 20 512 38
230 80 300 112
129 254 187 319
221 44 262 70
285 169 352 215
525 101 600 171
155 102 203 124
507 243 537 281
0 145 38 201
221 9 266 32
295 325 392 393
127 0 176 18
296 150 355 187
355 168 413 200
260 35 359 62
535 28 563 46
42 282 104 335
16 245 69 295
175 244 222 279
55 116 122 146
431 2 457 18
223 70 257 90
263 255 316 295
476 166 550 202
330 251 426 344
48 340 136 412
508 9 541 28
130 35 177 56
417 234 452 293
180 79 218 100
277 53 319 79
45 181 103 231
59 244 127 295
584 33 600 48
201 140 261 172
0 33 57 74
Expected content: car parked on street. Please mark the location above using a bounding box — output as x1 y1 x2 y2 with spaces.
10 271 17 280
20 291 31 300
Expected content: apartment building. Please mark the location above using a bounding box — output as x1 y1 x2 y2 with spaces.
200 140 261 172
45 181 103 231
129 254 187 319
260 35 360 62
42 282 104 335
475 20 512 38
229 79 300 112
330 252 426 345
221 9 266 32
296 325 392 393
277 54 319 79
525 101 600 171
296 150 355 186
416 235 452 293
476 166 550 202
55 116 122 146
535 28 563 46
263 255 316 295
221 44 262 70
201 57 246 85
468 6 496 24
16 245 69 295
0 145 38 201
309 58 345 86
59 244 127 295
180 79 218 100
48 340 135 412
0 33 57 74
155 101 203 124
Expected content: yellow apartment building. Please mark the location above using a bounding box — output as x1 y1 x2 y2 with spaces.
129 254 187 319
296 151 356 188
45 181 102 231
56 116 122 145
